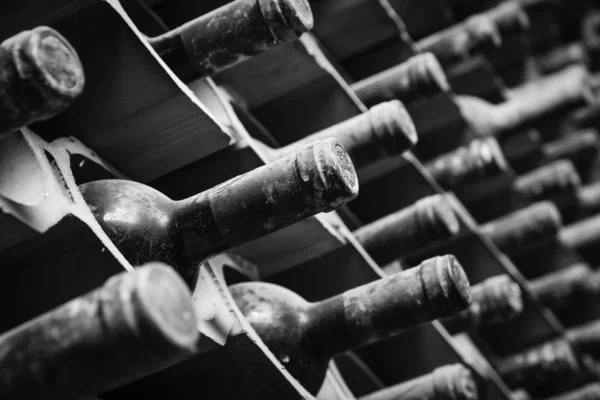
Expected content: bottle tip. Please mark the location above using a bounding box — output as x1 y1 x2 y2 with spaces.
26 26 85 100
370 100 418 156
475 137 510 176
414 53 451 95
416 195 461 241
434 364 479 400
476 275 523 326
260 0 314 41
296 139 359 211
421 255 472 318
131 263 200 356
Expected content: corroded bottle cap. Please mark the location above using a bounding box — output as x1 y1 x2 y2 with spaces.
432 364 479 400
1 26 84 127
259 0 314 41
473 275 523 327
369 100 418 157
296 138 359 211
420 255 472 318
414 195 461 242
108 263 199 358
514 160 581 202
483 201 563 255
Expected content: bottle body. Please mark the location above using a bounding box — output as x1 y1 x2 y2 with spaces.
80 140 358 286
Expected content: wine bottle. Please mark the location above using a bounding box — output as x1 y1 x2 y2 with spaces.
537 43 589 75
559 213 600 254
565 319 600 359
496 339 581 390
254 100 418 171
79 139 358 287
481 201 563 257
443 275 523 333
540 130 599 169
0 263 199 400
414 12 502 67
425 137 510 190
546 383 600 400
456 65 593 139
529 264 600 325
147 0 314 80
0 26 85 134
230 255 472 393
351 53 451 108
512 160 581 208
359 364 478 400
353 195 461 265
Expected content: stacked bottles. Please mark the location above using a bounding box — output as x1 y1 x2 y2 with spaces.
5 0 600 398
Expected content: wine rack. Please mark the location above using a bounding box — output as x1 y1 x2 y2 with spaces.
1 0 600 399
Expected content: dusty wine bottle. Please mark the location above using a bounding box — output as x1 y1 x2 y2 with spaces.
351 53 451 108
79 139 358 287
443 275 523 333
359 364 478 400
415 13 502 67
0 263 199 400
537 43 590 75
565 319 600 359
456 65 593 139
559 213 600 254
496 339 581 390
512 160 582 208
254 100 418 171
425 137 510 190
481 201 563 257
546 383 600 400
0 26 85 134
540 130 599 168
529 264 600 325
353 195 461 265
147 0 314 80
230 255 472 394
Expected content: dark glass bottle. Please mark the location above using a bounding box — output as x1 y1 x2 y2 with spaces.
529 264 600 325
230 255 472 394
351 53 451 108
443 275 523 333
79 139 358 287
353 194 461 265
426 137 510 190
147 0 314 80
456 65 593 139
255 100 418 171
0 26 85 134
481 201 563 257
496 339 581 391
0 263 198 400
359 364 478 400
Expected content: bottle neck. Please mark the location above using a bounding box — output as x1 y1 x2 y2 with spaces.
560 213 600 251
148 0 312 80
273 101 416 171
305 257 470 357
459 65 591 138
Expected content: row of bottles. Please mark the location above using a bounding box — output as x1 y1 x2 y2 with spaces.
1 0 600 399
